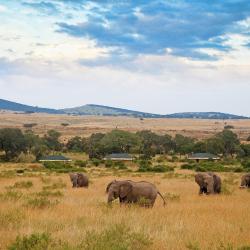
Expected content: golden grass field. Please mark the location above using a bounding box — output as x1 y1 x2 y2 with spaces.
1 112 250 141
1 163 250 250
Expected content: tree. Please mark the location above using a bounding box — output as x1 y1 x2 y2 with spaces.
87 133 105 159
174 134 194 155
240 144 250 157
99 130 140 154
216 129 240 156
24 130 48 160
0 128 28 160
44 130 62 152
205 137 224 155
66 136 86 152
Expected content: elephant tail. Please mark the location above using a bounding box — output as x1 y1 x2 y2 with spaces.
157 191 166 206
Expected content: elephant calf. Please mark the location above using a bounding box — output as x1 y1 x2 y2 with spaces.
69 173 89 188
195 172 221 195
106 180 166 207
240 173 250 188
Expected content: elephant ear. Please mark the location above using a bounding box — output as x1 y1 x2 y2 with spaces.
119 182 132 199
106 180 116 193
204 175 214 194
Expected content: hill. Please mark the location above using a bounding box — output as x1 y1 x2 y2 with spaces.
61 104 162 118
164 112 248 119
0 99 63 114
0 99 248 119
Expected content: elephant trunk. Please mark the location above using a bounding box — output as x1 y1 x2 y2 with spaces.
107 192 115 203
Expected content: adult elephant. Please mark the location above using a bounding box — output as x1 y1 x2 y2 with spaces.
69 173 89 188
240 173 250 188
106 180 166 207
195 172 221 195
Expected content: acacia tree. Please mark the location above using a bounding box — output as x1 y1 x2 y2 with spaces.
44 130 62 152
0 128 28 161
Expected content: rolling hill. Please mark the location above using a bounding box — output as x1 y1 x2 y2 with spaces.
0 99 248 119
0 99 63 114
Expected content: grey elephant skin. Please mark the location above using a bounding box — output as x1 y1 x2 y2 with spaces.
240 173 250 188
106 180 166 207
195 172 221 195
69 173 89 188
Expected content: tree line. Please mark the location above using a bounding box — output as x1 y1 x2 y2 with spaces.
0 127 250 162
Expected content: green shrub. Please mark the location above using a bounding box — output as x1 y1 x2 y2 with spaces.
13 181 33 189
43 161 81 173
8 233 51 250
25 197 59 209
195 162 232 172
105 160 113 168
75 160 87 168
91 158 101 166
234 167 244 172
0 209 24 229
81 223 152 250
42 180 66 190
152 165 174 172
181 164 196 170
114 161 127 170
242 160 250 169
0 190 23 201
36 190 63 198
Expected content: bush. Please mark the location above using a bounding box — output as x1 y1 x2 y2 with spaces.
43 162 81 173
81 224 152 250
0 190 23 201
12 181 33 189
195 162 231 172
75 160 87 168
91 158 101 166
242 160 250 170
25 197 59 209
8 233 51 250
138 160 173 173
114 161 127 170
16 153 36 163
181 164 196 170
105 160 113 168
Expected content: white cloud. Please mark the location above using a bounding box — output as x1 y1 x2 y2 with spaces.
0 5 7 12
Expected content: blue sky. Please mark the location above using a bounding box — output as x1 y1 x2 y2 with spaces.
0 0 250 115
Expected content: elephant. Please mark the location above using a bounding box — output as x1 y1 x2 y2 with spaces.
195 172 221 195
240 173 250 188
69 173 89 188
106 180 166 207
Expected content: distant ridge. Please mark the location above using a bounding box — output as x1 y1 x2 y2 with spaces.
0 99 63 114
164 112 248 119
0 99 248 119
61 104 162 118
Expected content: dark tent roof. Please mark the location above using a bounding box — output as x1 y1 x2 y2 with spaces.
188 153 220 159
39 155 71 161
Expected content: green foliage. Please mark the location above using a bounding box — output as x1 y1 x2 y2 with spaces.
81 224 152 250
104 160 113 168
181 163 196 170
0 190 23 201
0 128 28 161
43 162 80 173
195 162 228 172
8 233 51 250
174 134 195 155
66 136 86 152
75 160 87 168
44 130 62 151
25 197 59 209
91 158 101 166
113 161 127 169
12 181 33 189
241 160 250 171
0 209 24 229
35 190 64 198
138 160 173 172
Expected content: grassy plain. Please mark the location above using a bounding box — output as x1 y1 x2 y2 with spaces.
0 163 250 250
1 112 250 141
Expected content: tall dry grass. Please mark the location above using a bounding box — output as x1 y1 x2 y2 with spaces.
0 168 250 249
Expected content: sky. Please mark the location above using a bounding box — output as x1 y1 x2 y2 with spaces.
0 0 250 116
